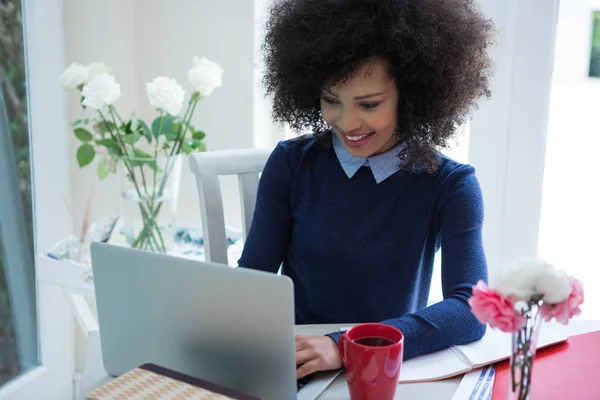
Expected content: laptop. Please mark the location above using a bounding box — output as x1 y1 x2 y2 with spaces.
90 242 341 400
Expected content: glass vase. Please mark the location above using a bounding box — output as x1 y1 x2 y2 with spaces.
118 154 182 253
508 302 542 400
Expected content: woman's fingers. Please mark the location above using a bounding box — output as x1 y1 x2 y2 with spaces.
295 335 309 351
296 359 320 380
295 348 316 366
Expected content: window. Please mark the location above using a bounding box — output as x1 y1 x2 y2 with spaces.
0 0 38 386
1 1 75 398
588 11 600 77
538 2 600 320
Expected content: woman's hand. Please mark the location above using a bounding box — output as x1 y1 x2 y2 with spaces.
295 335 343 379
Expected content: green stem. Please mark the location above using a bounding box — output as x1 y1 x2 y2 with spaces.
140 95 199 234
131 203 163 251
100 108 166 252
150 111 164 211
171 95 195 154
141 98 193 234
112 107 126 126
171 94 200 157
138 162 151 198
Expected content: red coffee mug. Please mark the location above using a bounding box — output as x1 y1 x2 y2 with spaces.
338 323 404 400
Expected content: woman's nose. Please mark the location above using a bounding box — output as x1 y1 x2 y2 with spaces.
338 109 362 133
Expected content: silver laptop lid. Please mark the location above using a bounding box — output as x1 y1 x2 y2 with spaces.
91 242 297 400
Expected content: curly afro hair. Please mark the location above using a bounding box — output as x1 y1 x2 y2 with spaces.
261 0 495 172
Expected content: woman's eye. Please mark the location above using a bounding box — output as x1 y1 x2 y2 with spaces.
322 97 339 105
360 102 379 110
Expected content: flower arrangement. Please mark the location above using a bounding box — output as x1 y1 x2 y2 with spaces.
60 57 223 253
469 258 584 400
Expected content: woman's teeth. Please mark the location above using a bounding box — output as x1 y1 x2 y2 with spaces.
345 133 372 141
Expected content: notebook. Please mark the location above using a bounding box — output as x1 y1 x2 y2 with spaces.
398 322 568 383
491 330 600 399
86 363 261 400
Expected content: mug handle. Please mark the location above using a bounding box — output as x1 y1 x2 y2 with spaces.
338 334 348 365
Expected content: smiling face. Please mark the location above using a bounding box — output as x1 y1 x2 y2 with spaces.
320 59 400 158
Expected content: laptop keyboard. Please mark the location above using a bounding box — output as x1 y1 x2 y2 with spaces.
297 374 314 392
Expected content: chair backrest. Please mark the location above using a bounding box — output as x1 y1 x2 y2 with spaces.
189 148 272 264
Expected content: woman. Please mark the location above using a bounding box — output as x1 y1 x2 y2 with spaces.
238 0 495 379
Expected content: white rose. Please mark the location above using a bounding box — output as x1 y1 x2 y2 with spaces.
496 257 571 303
187 56 223 96
146 76 186 116
87 62 112 79
81 73 121 109
59 62 89 90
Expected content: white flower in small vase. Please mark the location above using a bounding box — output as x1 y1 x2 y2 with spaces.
188 56 223 96
495 257 571 303
470 257 584 400
87 62 112 79
59 62 90 90
81 73 121 109
146 77 186 116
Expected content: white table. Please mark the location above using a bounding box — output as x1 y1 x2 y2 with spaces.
79 321 600 400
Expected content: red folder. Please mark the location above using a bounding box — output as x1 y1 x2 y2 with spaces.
492 330 600 399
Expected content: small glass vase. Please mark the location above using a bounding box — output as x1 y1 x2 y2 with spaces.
118 154 182 253
508 302 542 400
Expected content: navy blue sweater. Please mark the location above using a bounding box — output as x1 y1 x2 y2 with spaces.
238 136 487 360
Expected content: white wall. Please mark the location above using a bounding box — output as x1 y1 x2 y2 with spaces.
64 0 138 235
64 0 271 235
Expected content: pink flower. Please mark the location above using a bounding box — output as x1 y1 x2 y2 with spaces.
468 280 526 333
540 277 584 324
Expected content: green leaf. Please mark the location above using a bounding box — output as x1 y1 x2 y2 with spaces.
72 119 82 127
195 142 207 152
181 141 193 155
96 138 120 150
74 128 93 142
151 115 175 138
120 120 132 134
107 158 117 174
170 122 180 133
165 130 178 141
123 132 143 145
185 139 207 152
97 156 117 180
96 121 117 134
192 130 206 140
133 148 153 160
146 160 160 172
139 120 152 143
130 149 154 168
130 115 140 132
107 146 121 160
76 144 95 167
97 157 109 180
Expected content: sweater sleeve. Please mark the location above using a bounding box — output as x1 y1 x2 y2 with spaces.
237 142 293 273
327 165 488 360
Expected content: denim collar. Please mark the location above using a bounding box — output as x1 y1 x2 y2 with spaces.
332 133 403 184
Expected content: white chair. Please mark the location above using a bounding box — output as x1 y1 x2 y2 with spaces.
189 148 272 264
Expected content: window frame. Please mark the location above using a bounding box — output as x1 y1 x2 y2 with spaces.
0 1 75 398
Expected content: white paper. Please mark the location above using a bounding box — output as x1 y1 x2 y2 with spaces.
450 366 495 400
459 321 568 367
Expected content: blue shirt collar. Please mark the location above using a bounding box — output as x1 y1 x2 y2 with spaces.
332 134 404 184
